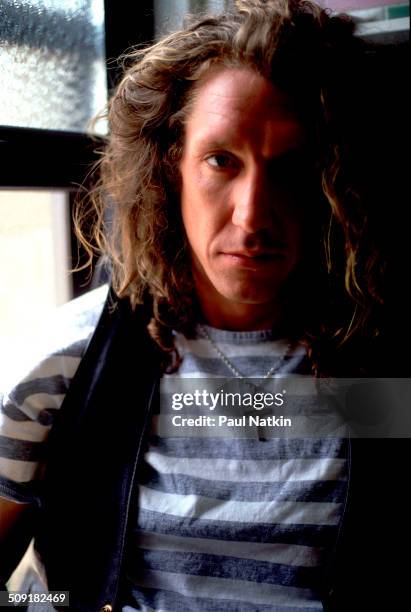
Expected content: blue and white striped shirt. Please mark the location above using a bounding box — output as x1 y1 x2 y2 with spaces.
121 326 348 611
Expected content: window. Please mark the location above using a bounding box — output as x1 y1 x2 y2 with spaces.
0 189 70 386
0 0 109 386
0 0 107 133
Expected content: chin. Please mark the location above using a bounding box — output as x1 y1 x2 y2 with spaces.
217 281 281 305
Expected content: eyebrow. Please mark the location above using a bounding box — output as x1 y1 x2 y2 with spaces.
194 137 236 151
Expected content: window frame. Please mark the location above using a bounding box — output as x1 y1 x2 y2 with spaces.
0 0 155 296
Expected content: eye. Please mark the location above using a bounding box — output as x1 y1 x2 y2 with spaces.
205 153 238 170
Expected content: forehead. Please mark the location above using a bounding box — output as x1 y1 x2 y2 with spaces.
183 67 306 159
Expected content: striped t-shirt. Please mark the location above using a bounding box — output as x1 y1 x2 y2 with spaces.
0 286 348 611
120 326 348 612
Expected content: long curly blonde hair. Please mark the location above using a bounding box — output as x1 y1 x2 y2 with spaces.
75 0 385 376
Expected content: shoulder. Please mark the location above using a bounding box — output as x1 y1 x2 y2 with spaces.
2 284 109 393
0 285 108 503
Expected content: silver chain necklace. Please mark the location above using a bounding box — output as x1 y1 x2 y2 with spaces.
198 324 292 379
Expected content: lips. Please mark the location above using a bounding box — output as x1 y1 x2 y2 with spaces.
222 243 287 258
221 250 286 269
224 250 284 258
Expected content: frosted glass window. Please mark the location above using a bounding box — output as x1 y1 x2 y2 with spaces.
0 0 107 134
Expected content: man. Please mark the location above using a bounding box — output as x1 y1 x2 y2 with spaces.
0 1 405 611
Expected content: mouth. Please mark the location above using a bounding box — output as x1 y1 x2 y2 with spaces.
221 250 286 268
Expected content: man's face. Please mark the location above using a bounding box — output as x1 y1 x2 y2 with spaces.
180 67 307 327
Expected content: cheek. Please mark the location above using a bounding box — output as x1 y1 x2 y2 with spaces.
180 179 208 257
286 217 303 247
183 176 229 231
180 173 199 230
273 187 305 238
194 170 228 207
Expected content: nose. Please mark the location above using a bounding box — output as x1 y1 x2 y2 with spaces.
231 167 275 233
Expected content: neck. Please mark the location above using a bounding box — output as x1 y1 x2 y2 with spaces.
196 290 285 332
